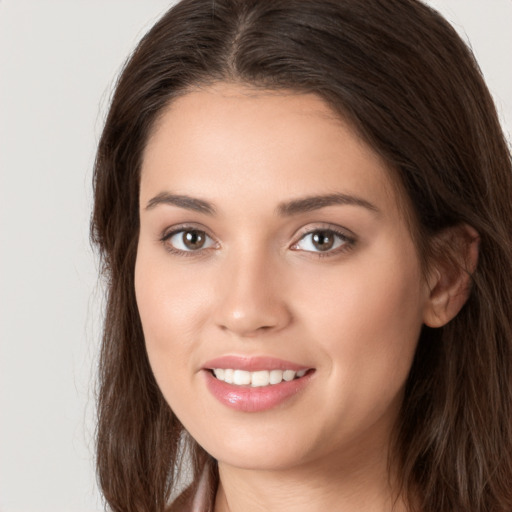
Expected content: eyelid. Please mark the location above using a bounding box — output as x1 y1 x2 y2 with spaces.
159 223 219 255
160 222 213 240
290 223 357 255
292 222 356 240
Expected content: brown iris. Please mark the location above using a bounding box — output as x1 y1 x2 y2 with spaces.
312 231 335 251
182 230 206 250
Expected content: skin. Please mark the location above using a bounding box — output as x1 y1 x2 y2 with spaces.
135 83 470 511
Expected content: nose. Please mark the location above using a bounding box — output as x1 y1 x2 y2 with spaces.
213 251 292 337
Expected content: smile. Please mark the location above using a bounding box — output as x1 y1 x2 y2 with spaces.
203 357 314 412
212 368 308 387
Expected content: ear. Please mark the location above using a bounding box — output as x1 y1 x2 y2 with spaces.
423 224 480 328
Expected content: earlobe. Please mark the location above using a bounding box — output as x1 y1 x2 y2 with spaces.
423 224 480 328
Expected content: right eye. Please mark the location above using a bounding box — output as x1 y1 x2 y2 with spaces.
162 229 216 253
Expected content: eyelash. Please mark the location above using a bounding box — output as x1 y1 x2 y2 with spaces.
160 224 217 257
291 226 356 258
159 224 356 258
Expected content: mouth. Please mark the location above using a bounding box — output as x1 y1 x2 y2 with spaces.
202 356 315 412
210 368 311 387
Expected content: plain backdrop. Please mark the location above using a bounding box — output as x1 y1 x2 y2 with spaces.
0 1 510 511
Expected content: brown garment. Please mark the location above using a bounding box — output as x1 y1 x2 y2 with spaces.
168 463 216 512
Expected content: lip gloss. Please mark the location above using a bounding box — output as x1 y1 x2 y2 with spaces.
202 356 314 412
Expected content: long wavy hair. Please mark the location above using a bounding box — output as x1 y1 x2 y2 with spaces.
91 0 512 510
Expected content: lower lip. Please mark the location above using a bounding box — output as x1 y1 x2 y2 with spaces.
204 370 313 412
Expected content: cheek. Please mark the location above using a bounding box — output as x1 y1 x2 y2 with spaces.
134 250 214 425
299 242 425 401
134 246 209 374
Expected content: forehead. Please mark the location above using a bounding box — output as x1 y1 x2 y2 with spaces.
140 83 401 217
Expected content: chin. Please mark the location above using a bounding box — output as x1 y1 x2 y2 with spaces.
193 425 317 472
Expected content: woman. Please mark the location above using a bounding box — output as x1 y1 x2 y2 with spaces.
91 0 512 510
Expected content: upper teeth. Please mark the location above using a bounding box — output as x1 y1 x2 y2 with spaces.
213 368 307 387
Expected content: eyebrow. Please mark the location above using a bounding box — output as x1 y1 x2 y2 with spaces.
145 192 216 215
277 193 379 216
145 191 379 216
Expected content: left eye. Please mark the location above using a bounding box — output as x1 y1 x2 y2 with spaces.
293 229 349 253
166 229 216 252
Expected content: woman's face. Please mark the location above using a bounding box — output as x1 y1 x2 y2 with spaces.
135 84 432 472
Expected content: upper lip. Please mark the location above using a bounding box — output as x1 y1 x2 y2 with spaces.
202 355 311 372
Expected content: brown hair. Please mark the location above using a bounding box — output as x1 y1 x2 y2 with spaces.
91 0 512 510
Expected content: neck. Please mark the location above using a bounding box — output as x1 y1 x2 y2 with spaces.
214 444 408 512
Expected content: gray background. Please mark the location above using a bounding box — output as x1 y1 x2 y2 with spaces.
0 1 510 511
